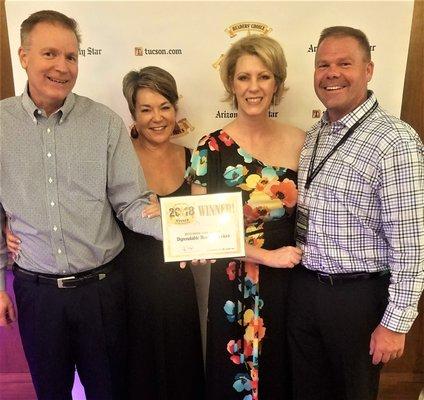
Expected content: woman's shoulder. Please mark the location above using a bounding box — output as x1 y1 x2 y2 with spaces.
279 123 305 138
277 123 306 148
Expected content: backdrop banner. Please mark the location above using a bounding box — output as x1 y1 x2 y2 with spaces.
6 1 414 147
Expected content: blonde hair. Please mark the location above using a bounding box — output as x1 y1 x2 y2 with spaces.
220 34 287 108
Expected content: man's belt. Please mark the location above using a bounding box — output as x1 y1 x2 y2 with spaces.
13 261 115 289
298 264 390 286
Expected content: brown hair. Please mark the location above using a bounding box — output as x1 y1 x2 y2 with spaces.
317 26 371 61
122 66 179 138
20 10 81 48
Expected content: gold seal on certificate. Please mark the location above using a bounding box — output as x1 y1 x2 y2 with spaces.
160 192 245 262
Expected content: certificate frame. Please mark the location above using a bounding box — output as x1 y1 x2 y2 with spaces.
160 192 245 262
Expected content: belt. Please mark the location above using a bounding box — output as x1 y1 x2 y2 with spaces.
13 261 115 289
298 265 390 286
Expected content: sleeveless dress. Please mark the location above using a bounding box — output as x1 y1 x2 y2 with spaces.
118 147 204 400
186 130 298 400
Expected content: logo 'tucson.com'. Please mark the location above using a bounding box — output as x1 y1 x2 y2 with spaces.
134 47 183 56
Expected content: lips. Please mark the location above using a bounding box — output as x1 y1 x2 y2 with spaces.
149 126 167 131
245 97 263 103
322 84 346 91
47 76 68 84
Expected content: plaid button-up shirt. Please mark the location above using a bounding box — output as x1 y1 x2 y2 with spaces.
297 92 424 333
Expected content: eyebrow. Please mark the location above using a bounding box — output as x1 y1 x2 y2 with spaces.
139 101 171 107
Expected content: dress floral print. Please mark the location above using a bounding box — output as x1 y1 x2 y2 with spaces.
186 130 298 400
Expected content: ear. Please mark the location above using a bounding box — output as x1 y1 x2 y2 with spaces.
366 61 374 83
18 46 29 69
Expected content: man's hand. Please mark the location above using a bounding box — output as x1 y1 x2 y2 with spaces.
0 291 16 327
369 324 405 365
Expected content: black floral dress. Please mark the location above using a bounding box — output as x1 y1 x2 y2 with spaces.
118 147 204 400
186 130 298 400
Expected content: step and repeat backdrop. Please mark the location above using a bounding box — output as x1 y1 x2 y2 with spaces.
6 1 414 148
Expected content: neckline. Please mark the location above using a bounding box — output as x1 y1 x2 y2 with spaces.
219 129 298 174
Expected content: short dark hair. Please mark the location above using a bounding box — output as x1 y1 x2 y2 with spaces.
20 10 81 48
122 66 179 120
317 26 371 61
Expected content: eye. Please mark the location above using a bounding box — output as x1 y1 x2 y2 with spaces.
43 51 55 59
140 108 150 113
340 62 351 67
67 54 78 62
259 74 271 80
161 104 172 110
236 75 248 81
317 63 328 69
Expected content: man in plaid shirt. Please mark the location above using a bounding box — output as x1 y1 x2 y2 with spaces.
288 26 424 400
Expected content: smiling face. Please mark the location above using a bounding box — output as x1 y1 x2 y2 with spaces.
314 36 374 122
232 54 277 118
19 22 79 116
134 87 176 145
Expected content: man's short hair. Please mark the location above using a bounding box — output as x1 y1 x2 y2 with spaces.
317 26 371 61
20 10 81 48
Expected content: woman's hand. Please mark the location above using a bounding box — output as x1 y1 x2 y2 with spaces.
180 259 216 269
142 194 160 218
245 243 302 269
264 246 302 268
3 225 21 259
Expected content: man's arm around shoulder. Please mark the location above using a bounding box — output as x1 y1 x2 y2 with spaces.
0 206 16 326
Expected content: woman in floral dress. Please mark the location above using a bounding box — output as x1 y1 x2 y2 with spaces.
186 35 305 400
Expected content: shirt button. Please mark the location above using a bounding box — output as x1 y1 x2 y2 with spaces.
37 110 42 115
58 249 62 254
53 226 58 231
48 177 53 183
47 152 52 158
63 270 66 274
47 128 51 133
50 201 55 207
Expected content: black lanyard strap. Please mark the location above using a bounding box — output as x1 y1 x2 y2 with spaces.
305 101 378 190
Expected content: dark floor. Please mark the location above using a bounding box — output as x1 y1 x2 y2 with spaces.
0 371 423 400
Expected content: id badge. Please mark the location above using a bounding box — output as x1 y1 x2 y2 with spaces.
295 204 309 245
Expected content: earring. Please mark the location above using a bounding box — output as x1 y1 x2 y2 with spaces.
271 95 277 112
232 95 238 110
130 125 139 139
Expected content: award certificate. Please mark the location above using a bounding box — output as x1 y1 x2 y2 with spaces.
160 192 245 262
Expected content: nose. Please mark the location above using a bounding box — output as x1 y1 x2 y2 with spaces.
326 64 341 79
248 77 260 92
152 109 163 122
54 56 68 73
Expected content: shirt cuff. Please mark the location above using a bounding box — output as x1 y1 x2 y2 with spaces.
380 301 419 333
134 216 163 241
0 268 5 291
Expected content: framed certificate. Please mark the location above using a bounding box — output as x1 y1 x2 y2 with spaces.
160 192 245 262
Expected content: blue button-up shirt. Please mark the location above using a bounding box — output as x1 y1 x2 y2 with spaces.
0 88 162 289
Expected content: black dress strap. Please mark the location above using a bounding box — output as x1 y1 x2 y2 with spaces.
184 147 192 169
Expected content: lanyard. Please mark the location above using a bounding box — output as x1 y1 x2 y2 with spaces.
305 101 378 190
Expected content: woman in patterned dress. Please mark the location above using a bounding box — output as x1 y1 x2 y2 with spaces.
186 35 305 400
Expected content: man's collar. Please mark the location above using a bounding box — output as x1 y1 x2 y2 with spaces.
21 82 76 124
319 90 377 132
